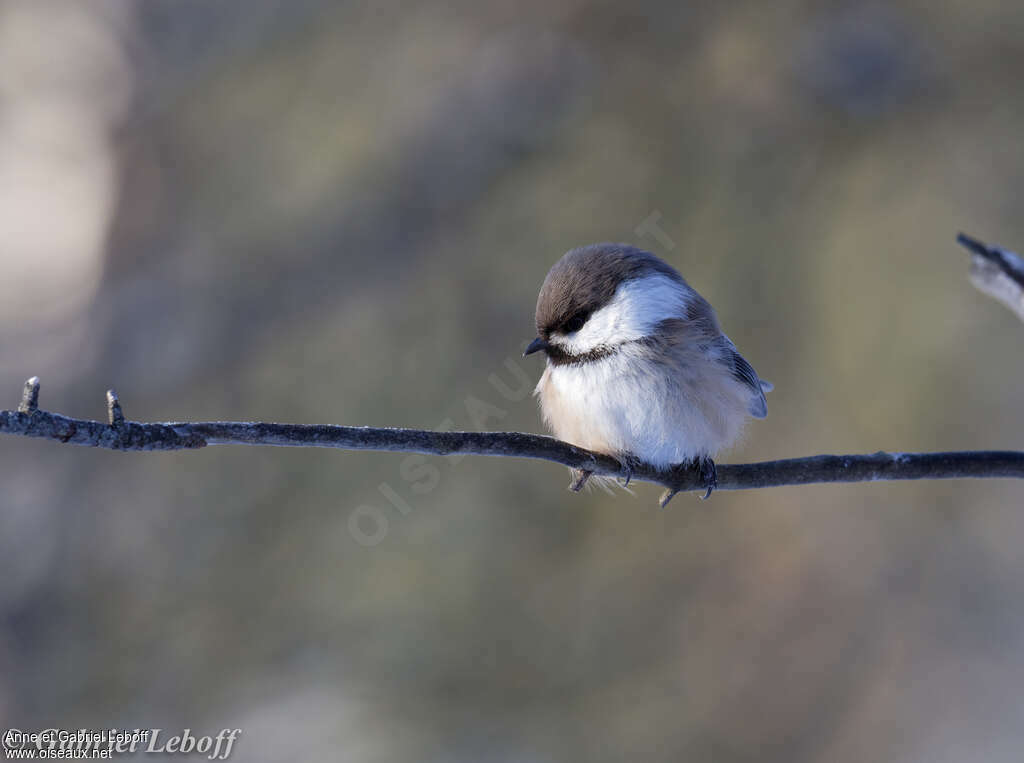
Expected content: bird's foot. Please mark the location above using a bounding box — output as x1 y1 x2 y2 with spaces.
658 456 718 507
615 453 643 488
697 456 717 500
569 468 593 492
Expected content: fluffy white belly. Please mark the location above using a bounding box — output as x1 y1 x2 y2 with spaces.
536 350 747 467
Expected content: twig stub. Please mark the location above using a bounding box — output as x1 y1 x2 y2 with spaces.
106 389 126 430
18 376 40 414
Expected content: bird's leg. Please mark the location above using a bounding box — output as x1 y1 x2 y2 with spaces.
569 468 593 492
658 455 718 507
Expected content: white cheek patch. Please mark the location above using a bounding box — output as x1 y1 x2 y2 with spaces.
556 274 690 355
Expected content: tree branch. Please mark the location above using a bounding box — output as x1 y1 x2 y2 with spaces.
957 232 1024 322
3 379 1022 505
3 235 1021 505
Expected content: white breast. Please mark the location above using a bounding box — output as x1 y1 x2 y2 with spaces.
537 345 750 466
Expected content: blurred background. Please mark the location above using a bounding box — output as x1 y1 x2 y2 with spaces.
2 0 1024 760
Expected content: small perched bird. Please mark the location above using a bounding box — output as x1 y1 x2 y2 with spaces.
524 243 771 500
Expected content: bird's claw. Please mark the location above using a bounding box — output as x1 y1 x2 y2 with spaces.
658 456 717 507
698 456 717 500
615 453 641 488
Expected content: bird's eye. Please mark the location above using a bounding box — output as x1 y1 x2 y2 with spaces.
563 312 588 333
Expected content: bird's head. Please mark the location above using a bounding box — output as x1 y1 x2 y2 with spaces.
524 243 693 364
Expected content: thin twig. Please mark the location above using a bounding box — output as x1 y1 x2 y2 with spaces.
2 379 1022 504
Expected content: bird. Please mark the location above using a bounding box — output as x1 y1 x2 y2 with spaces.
523 243 771 503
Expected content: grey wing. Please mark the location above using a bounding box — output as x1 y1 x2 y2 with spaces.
674 295 771 417
717 336 769 419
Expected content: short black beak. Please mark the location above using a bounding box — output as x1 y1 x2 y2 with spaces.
523 337 549 357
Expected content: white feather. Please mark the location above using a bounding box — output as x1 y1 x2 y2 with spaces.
553 274 690 355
